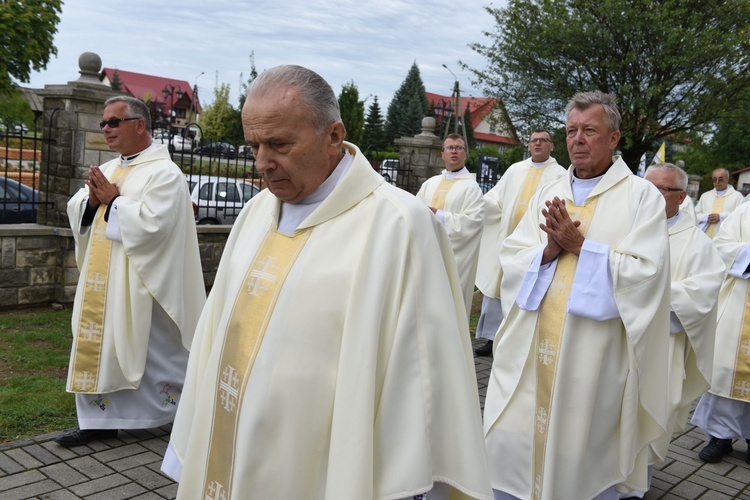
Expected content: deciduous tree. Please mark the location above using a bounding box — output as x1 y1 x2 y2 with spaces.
467 0 750 171
338 81 365 146
0 0 62 95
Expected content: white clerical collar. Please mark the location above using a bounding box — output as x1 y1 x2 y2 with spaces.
120 143 156 167
716 188 727 197
444 167 469 179
277 149 353 235
667 211 681 229
530 159 548 169
570 172 604 206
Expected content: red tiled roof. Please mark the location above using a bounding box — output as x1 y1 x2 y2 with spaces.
427 91 515 145
100 68 201 114
474 132 518 146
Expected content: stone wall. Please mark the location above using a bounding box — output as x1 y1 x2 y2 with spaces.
0 224 230 310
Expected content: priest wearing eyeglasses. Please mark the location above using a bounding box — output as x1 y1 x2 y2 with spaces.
416 133 484 317
56 95 205 447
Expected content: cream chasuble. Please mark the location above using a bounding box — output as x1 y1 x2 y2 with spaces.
649 213 725 461
696 186 744 237
167 143 492 500
476 158 565 299
483 158 670 500
417 171 484 317
706 202 750 402
66 144 205 394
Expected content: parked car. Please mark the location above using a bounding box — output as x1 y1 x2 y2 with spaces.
153 133 192 152
237 145 255 160
194 142 236 159
379 159 398 184
189 175 261 224
0 176 38 224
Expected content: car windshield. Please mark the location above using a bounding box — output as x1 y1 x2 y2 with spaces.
239 182 258 202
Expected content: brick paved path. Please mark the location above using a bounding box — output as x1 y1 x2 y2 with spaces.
1 339 748 499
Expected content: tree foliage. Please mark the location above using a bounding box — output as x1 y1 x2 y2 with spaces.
338 81 365 146
200 84 236 141
0 0 62 95
362 96 388 153
0 87 36 132
467 0 750 171
110 70 123 92
385 62 430 144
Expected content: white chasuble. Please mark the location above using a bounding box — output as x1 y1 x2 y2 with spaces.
484 158 670 500
417 171 484 317
696 186 744 236
167 143 492 500
476 158 565 299
706 202 750 401
649 214 725 461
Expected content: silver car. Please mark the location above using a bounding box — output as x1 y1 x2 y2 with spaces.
189 175 261 225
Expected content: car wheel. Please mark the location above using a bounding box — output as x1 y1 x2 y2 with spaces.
197 218 220 225
383 173 391 183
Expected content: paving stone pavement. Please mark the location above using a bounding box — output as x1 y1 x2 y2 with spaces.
0 339 748 499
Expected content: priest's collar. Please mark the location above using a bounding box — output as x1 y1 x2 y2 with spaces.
444 167 469 179
667 210 681 229
120 144 156 167
716 188 727 197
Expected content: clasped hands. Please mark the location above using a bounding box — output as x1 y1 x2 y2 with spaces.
707 213 720 224
85 165 120 208
540 197 584 265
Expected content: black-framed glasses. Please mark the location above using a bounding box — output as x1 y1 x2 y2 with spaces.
655 186 684 193
99 117 140 129
443 146 466 152
529 138 552 144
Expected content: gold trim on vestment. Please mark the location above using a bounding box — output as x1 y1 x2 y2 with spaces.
531 198 598 499
706 196 725 238
730 282 750 401
512 168 545 231
430 178 455 211
70 165 132 393
202 227 312 500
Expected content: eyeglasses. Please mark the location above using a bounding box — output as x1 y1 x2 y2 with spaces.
529 138 552 144
99 117 140 129
443 146 466 152
655 186 684 193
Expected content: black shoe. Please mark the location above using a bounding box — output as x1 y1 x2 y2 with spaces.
54 428 118 447
474 340 493 357
698 436 733 462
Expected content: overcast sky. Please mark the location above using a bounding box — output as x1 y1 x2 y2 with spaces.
26 0 505 111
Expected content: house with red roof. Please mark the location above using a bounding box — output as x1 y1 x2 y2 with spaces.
426 91 516 150
99 68 201 138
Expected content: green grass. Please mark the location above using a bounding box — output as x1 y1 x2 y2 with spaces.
0 308 76 443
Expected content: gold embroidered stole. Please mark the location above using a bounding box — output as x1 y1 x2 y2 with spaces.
706 195 726 238
512 167 545 230
202 227 311 500
730 281 750 401
531 197 598 499
70 165 132 393
430 178 455 211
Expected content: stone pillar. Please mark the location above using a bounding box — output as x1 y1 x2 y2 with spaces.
36 52 119 227
394 117 444 195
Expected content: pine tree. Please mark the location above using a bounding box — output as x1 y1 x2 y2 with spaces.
338 81 365 146
110 69 123 91
385 62 430 144
362 96 387 153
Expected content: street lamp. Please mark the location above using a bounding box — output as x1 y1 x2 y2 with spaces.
162 84 183 150
442 64 467 146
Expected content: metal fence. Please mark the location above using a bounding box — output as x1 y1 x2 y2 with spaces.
0 125 52 224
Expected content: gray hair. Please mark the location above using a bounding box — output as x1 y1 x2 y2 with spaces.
712 167 731 180
104 95 152 133
248 65 341 134
645 162 688 190
565 91 621 132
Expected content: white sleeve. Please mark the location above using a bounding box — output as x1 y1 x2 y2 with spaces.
434 208 446 226
104 198 123 242
160 440 183 482
567 239 620 321
729 243 750 279
515 248 558 311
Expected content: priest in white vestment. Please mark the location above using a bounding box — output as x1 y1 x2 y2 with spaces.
692 200 750 464
162 65 492 500
625 163 724 495
56 96 206 447
417 133 484 318
473 129 565 357
483 91 670 500
695 168 744 237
